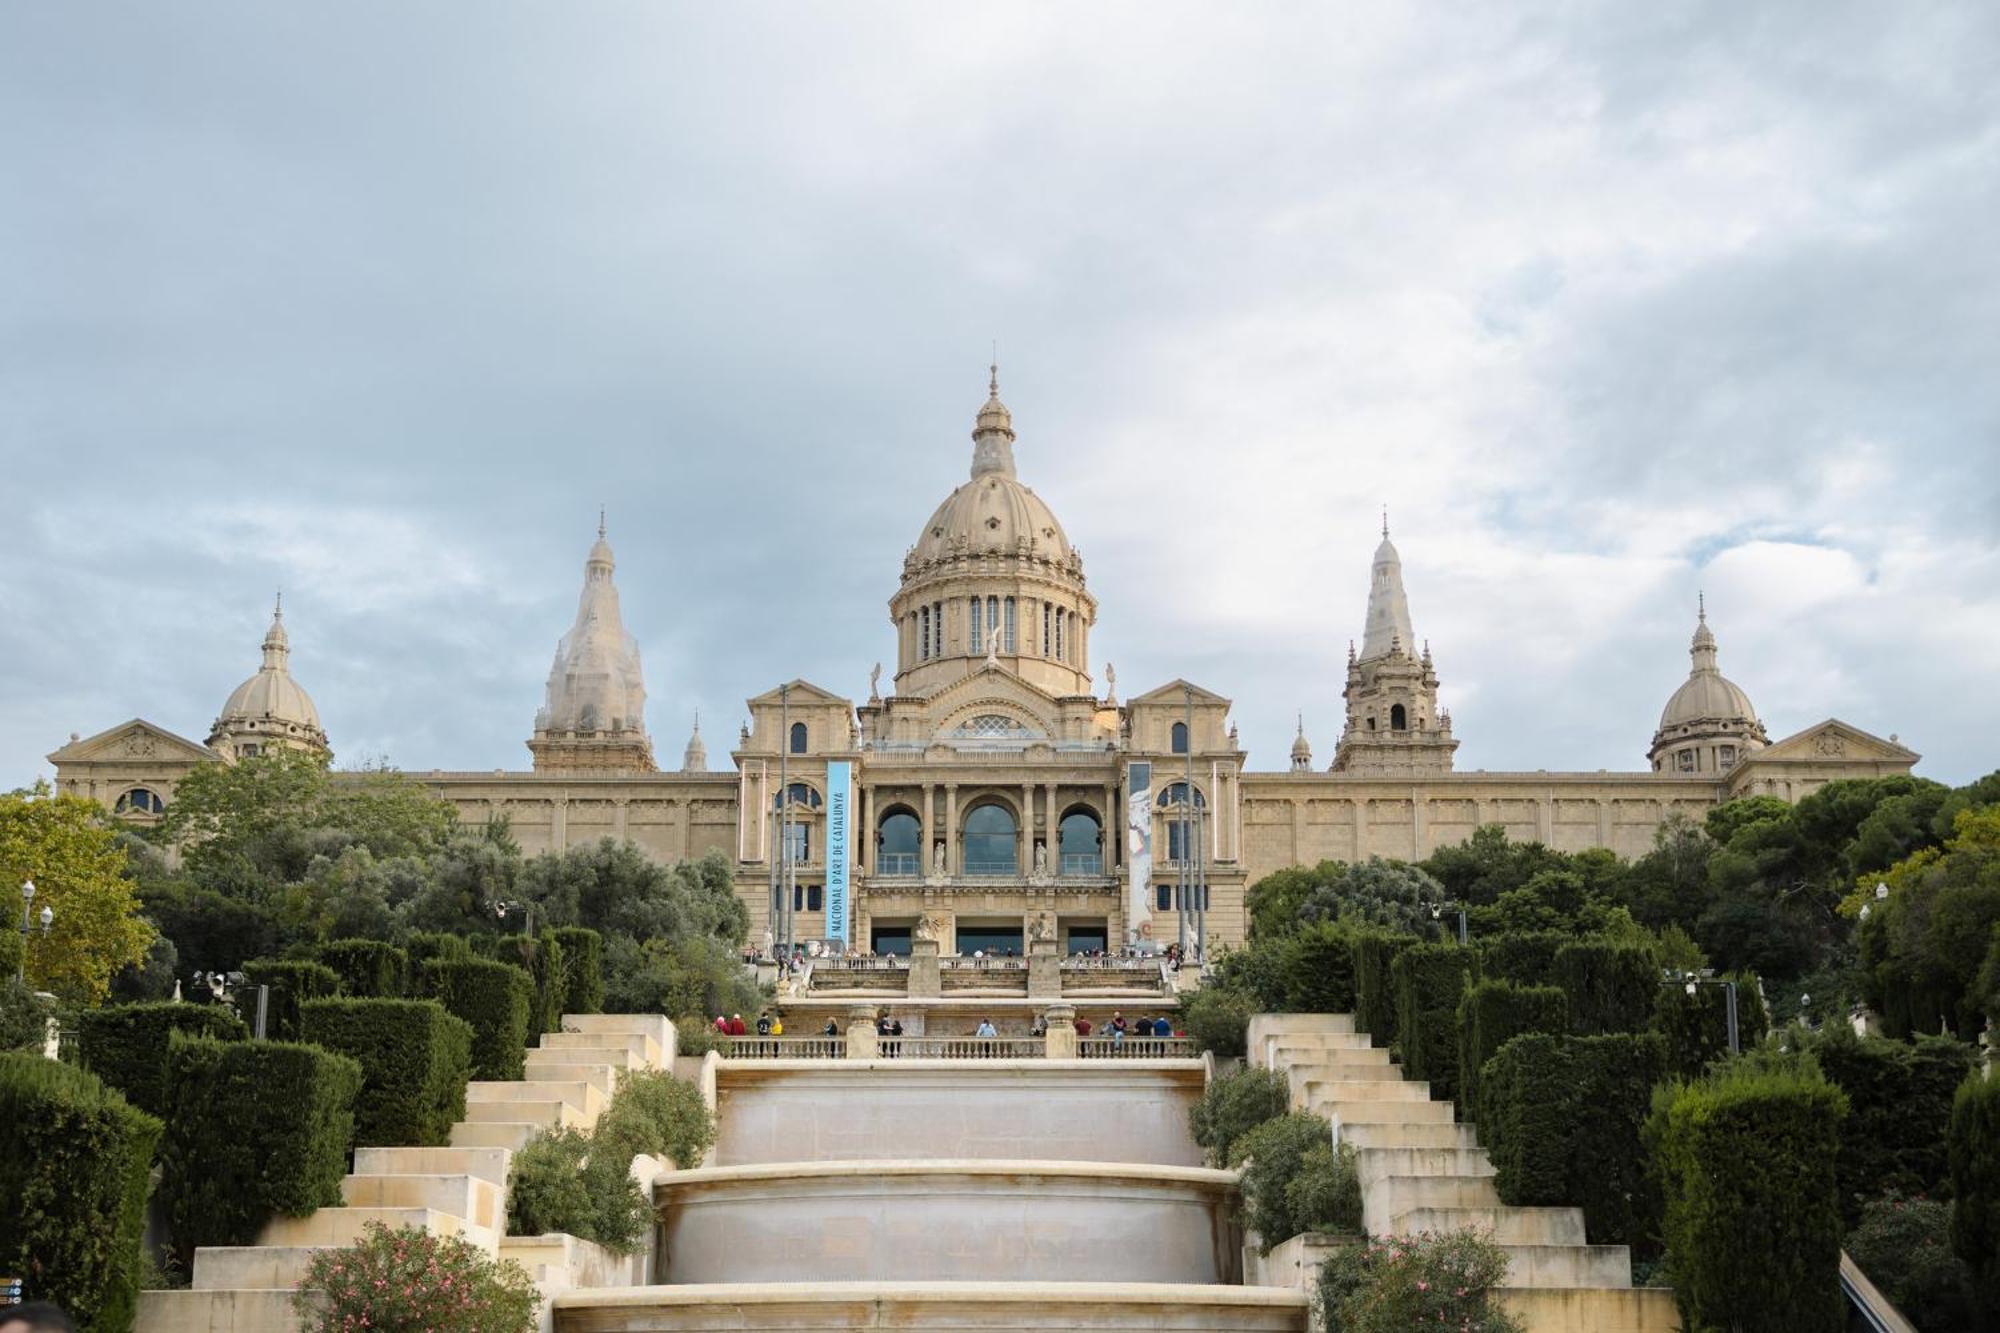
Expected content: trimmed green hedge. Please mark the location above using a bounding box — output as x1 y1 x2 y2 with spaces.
551 926 604 1015
1278 922 1357 1013
1352 931 1419 1049
300 998 473 1147
1653 973 1771 1077
1476 931 1570 986
405 931 473 968
0 1051 163 1331
1189 1063 1291 1168
1391 942 1476 1102
1482 1031 1666 1252
1949 1069 2000 1321
421 959 534 1081
494 932 569 1036
1552 939 1658 1035
1456 980 1566 1113
1808 1028 1976 1224
159 1034 362 1268
78 1001 247 1118
1649 1060 1848 1331
235 958 342 1040
1236 1112 1341 1252
318 938 410 998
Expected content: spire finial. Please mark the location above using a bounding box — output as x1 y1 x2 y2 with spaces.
989 344 999 398
1697 590 1706 622
273 591 283 621
598 506 607 539
1382 505 1389 538
1296 711 1304 735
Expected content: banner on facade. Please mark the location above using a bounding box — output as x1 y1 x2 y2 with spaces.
825 761 852 946
1125 760 1153 948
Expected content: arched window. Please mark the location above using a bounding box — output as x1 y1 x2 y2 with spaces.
920 606 931 660
1170 721 1188 755
789 722 808 754
780 782 822 808
1058 809 1102 875
1054 608 1064 661
115 787 164 815
1158 781 1206 808
878 809 921 875
1390 704 1408 731
1042 603 1053 657
962 803 1017 875
1003 597 1017 651
970 597 984 654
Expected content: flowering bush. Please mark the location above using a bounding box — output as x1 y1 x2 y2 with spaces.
1845 1193 1974 1330
296 1222 539 1333
1316 1230 1523 1333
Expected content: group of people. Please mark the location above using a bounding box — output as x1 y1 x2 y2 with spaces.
710 1012 785 1037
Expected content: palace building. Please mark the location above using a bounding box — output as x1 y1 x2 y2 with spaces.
47 372 1920 956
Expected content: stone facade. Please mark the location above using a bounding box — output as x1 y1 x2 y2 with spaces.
48 374 1921 957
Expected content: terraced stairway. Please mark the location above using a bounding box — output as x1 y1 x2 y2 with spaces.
1248 1014 1680 1333
136 1014 672 1333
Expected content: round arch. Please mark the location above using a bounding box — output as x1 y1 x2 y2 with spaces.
962 801 1018 876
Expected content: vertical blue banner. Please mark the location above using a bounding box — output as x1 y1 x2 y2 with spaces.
825 761 851 946
1126 760 1153 948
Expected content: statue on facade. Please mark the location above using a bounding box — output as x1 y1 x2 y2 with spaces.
869 662 882 701
1104 663 1117 706
932 840 947 876
1028 910 1055 943
1033 841 1049 876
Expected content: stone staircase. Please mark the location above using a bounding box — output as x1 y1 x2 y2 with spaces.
1247 1014 1680 1333
136 1014 672 1332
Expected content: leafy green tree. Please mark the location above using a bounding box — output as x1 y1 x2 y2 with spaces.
0 783 153 1003
1421 824 1569 907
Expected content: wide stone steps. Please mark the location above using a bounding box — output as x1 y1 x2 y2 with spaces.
1245 1012 1668 1333
137 1013 677 1332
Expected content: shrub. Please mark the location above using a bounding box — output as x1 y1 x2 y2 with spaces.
593 1068 716 1170
1648 1059 1848 1332
1182 983 1255 1059
1551 938 1657 1034
1455 980 1566 1114
1652 972 1771 1077
675 1020 726 1056
1190 1064 1290 1168
299 997 473 1147
1280 922 1357 1012
1390 942 1476 1100
77 1001 247 1118
234 958 341 1039
0 977 54 1054
1316 1229 1523 1333
0 1052 162 1331
1844 1193 1975 1331
318 938 410 997
493 932 568 1036
159 1034 362 1269
1476 931 1569 986
504 1126 650 1253
551 926 604 1014
1351 932 1419 1048
1481 1032 1666 1252
1806 1027 1976 1223
1236 1112 1336 1252
297 1220 540 1333
404 931 472 968
422 958 534 1080
1285 1140 1362 1236
1949 1068 2000 1321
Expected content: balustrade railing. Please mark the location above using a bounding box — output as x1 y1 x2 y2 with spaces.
717 1036 844 1059
876 852 920 876
1078 1037 1196 1059
885 1036 1044 1059
939 955 1027 970
1059 853 1103 875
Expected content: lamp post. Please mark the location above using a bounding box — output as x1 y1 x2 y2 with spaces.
494 900 533 937
18 880 54 985
1667 969 1739 1054
1428 900 1468 946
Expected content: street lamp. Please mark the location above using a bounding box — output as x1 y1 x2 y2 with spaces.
1427 901 1468 946
1668 968 1739 1054
18 880 54 986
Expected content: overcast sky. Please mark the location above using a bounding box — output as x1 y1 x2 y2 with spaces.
3 3 1996 791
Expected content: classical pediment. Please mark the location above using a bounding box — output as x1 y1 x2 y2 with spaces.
924 666 1067 738
745 678 853 710
46 718 219 767
1127 678 1233 709
1752 719 1920 766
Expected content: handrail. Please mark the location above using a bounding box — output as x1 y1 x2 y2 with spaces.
716 1037 844 1059
1840 1251 1917 1333
1078 1037 1196 1059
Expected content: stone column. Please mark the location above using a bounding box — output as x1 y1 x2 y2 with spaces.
1027 937 1060 999
613 798 628 841
861 783 876 875
845 1005 879 1059
1045 782 1060 871
1044 1002 1078 1058
1021 782 1034 872
945 785 960 876
920 782 934 877
909 938 941 998
1104 781 1118 871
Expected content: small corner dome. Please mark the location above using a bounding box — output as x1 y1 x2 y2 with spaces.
219 668 323 733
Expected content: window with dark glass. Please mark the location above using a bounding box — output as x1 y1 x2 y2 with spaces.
1171 721 1188 755
789 721 808 754
962 803 1017 875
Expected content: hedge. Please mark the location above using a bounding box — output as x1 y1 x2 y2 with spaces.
1482 1032 1666 1252
1552 939 1658 1035
1189 1064 1291 1167
494 932 569 1036
1391 942 1477 1102
1949 1069 2000 1321
0 1051 163 1331
159 1034 362 1269
1808 1028 1976 1224
300 998 473 1147
1182 983 1254 1059
318 938 410 998
422 959 534 1081
78 1001 247 1118
1353 932 1421 1048
404 931 473 968
1649 1060 1848 1332
1236 1112 1340 1251
1456 980 1566 1114
551 926 604 1015
1279 922 1357 1013
1653 973 1771 1077
235 958 342 1040
1476 931 1569 986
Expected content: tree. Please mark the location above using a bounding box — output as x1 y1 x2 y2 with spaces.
1855 806 2000 1039
1421 824 1568 907
0 784 153 1003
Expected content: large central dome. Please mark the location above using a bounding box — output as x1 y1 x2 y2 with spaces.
907 373 1072 569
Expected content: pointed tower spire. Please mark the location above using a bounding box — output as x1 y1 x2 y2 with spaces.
681 713 707 773
1359 522 1417 662
970 360 1017 478
530 521 654 774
